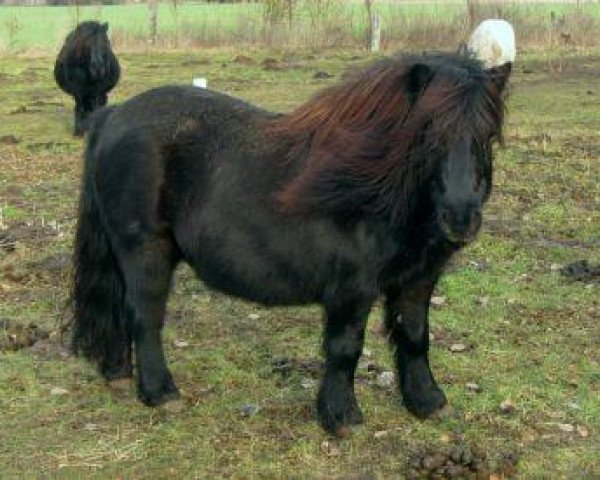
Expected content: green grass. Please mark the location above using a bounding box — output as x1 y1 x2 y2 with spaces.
0 47 599 478
2 2 600 52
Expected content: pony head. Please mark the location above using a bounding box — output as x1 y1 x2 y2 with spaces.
272 50 513 245
88 22 111 80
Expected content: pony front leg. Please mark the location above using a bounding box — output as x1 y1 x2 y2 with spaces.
73 99 86 136
119 241 179 406
385 281 447 418
318 296 374 435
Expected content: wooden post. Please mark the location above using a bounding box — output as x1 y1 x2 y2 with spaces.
148 0 158 45
467 0 478 30
370 14 381 52
365 0 380 52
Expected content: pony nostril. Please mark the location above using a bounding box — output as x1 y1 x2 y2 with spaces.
440 209 452 227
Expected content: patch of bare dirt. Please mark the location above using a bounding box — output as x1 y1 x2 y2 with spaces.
272 356 323 379
28 100 64 107
0 134 20 145
233 55 255 65
181 58 211 66
0 318 50 352
0 221 62 248
517 55 600 84
9 105 42 115
261 58 305 71
26 141 71 151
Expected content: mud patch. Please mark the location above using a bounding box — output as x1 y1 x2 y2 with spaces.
181 58 211 66
313 70 334 79
29 100 65 107
430 327 474 352
518 55 600 84
272 356 323 378
27 141 72 152
262 58 283 71
31 252 71 274
233 55 255 65
0 134 20 145
260 57 305 71
28 335 70 361
1 318 50 352
1 221 62 246
9 106 42 115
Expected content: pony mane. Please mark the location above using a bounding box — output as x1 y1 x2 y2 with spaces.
72 22 107 60
270 52 507 223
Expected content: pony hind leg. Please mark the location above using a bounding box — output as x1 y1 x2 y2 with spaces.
318 294 374 435
117 234 179 406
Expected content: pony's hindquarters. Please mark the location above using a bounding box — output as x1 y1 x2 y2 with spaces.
71 108 132 380
72 111 181 405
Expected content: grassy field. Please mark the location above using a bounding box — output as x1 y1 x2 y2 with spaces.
2 2 600 52
0 46 599 478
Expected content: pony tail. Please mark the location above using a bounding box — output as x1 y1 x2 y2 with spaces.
71 108 126 373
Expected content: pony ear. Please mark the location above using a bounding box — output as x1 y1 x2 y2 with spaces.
406 63 433 98
486 61 512 93
102 22 109 32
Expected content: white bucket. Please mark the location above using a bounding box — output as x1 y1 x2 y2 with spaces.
193 77 207 88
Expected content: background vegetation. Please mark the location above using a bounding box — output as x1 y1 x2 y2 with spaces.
1 1 600 52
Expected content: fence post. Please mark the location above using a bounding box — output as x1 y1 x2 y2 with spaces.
365 0 380 52
370 14 381 52
148 0 158 45
467 0 478 30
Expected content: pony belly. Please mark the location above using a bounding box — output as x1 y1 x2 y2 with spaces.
189 258 320 306
181 236 322 307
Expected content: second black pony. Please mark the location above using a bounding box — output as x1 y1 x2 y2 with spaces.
72 52 511 435
54 21 120 136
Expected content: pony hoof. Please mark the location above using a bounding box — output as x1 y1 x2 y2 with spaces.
139 388 180 407
346 406 364 426
403 387 448 419
138 377 180 407
317 408 361 436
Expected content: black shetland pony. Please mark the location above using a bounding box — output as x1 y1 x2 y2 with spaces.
54 21 120 136
72 52 511 435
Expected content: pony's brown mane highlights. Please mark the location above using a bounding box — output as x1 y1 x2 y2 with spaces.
270 52 507 223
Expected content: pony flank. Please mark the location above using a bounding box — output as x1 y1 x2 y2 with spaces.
54 21 120 136
71 52 511 435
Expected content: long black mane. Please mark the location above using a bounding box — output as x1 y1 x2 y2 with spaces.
271 52 507 222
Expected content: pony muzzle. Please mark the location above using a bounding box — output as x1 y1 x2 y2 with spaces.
438 205 482 245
